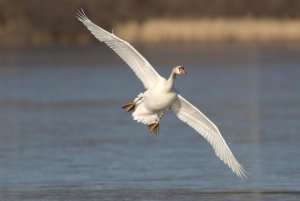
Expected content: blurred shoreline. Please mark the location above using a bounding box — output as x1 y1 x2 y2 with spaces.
115 18 300 44
1 18 300 49
1 0 300 48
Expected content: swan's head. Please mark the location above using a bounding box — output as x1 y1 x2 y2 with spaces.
173 66 186 75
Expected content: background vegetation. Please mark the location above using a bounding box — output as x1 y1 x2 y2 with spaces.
1 0 300 48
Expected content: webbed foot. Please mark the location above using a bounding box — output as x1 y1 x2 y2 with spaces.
121 102 136 112
148 122 159 135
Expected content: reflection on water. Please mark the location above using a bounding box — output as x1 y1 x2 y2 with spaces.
0 44 299 201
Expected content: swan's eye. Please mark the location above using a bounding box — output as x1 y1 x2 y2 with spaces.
178 67 186 74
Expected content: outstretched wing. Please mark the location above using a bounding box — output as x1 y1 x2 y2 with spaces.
171 94 246 179
76 9 161 89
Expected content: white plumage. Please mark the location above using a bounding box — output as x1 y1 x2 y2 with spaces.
77 9 246 179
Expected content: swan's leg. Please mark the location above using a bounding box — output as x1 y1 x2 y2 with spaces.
147 108 167 135
158 109 167 120
121 96 143 112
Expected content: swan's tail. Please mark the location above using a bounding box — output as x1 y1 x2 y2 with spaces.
122 92 158 127
132 103 158 125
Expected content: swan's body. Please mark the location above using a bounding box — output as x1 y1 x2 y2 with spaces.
77 10 246 179
133 74 178 125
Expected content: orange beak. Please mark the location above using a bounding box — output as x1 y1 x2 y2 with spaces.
179 67 187 74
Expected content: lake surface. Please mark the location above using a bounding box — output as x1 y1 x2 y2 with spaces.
0 44 299 200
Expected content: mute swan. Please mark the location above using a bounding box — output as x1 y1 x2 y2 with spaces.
77 10 246 179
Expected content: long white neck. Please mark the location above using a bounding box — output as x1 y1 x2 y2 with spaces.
166 70 176 91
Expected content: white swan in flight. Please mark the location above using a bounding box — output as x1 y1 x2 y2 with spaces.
76 9 246 179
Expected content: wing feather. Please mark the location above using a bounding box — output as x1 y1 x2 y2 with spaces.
76 9 161 89
171 95 246 179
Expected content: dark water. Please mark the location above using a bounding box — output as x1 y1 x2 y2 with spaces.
0 44 299 200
